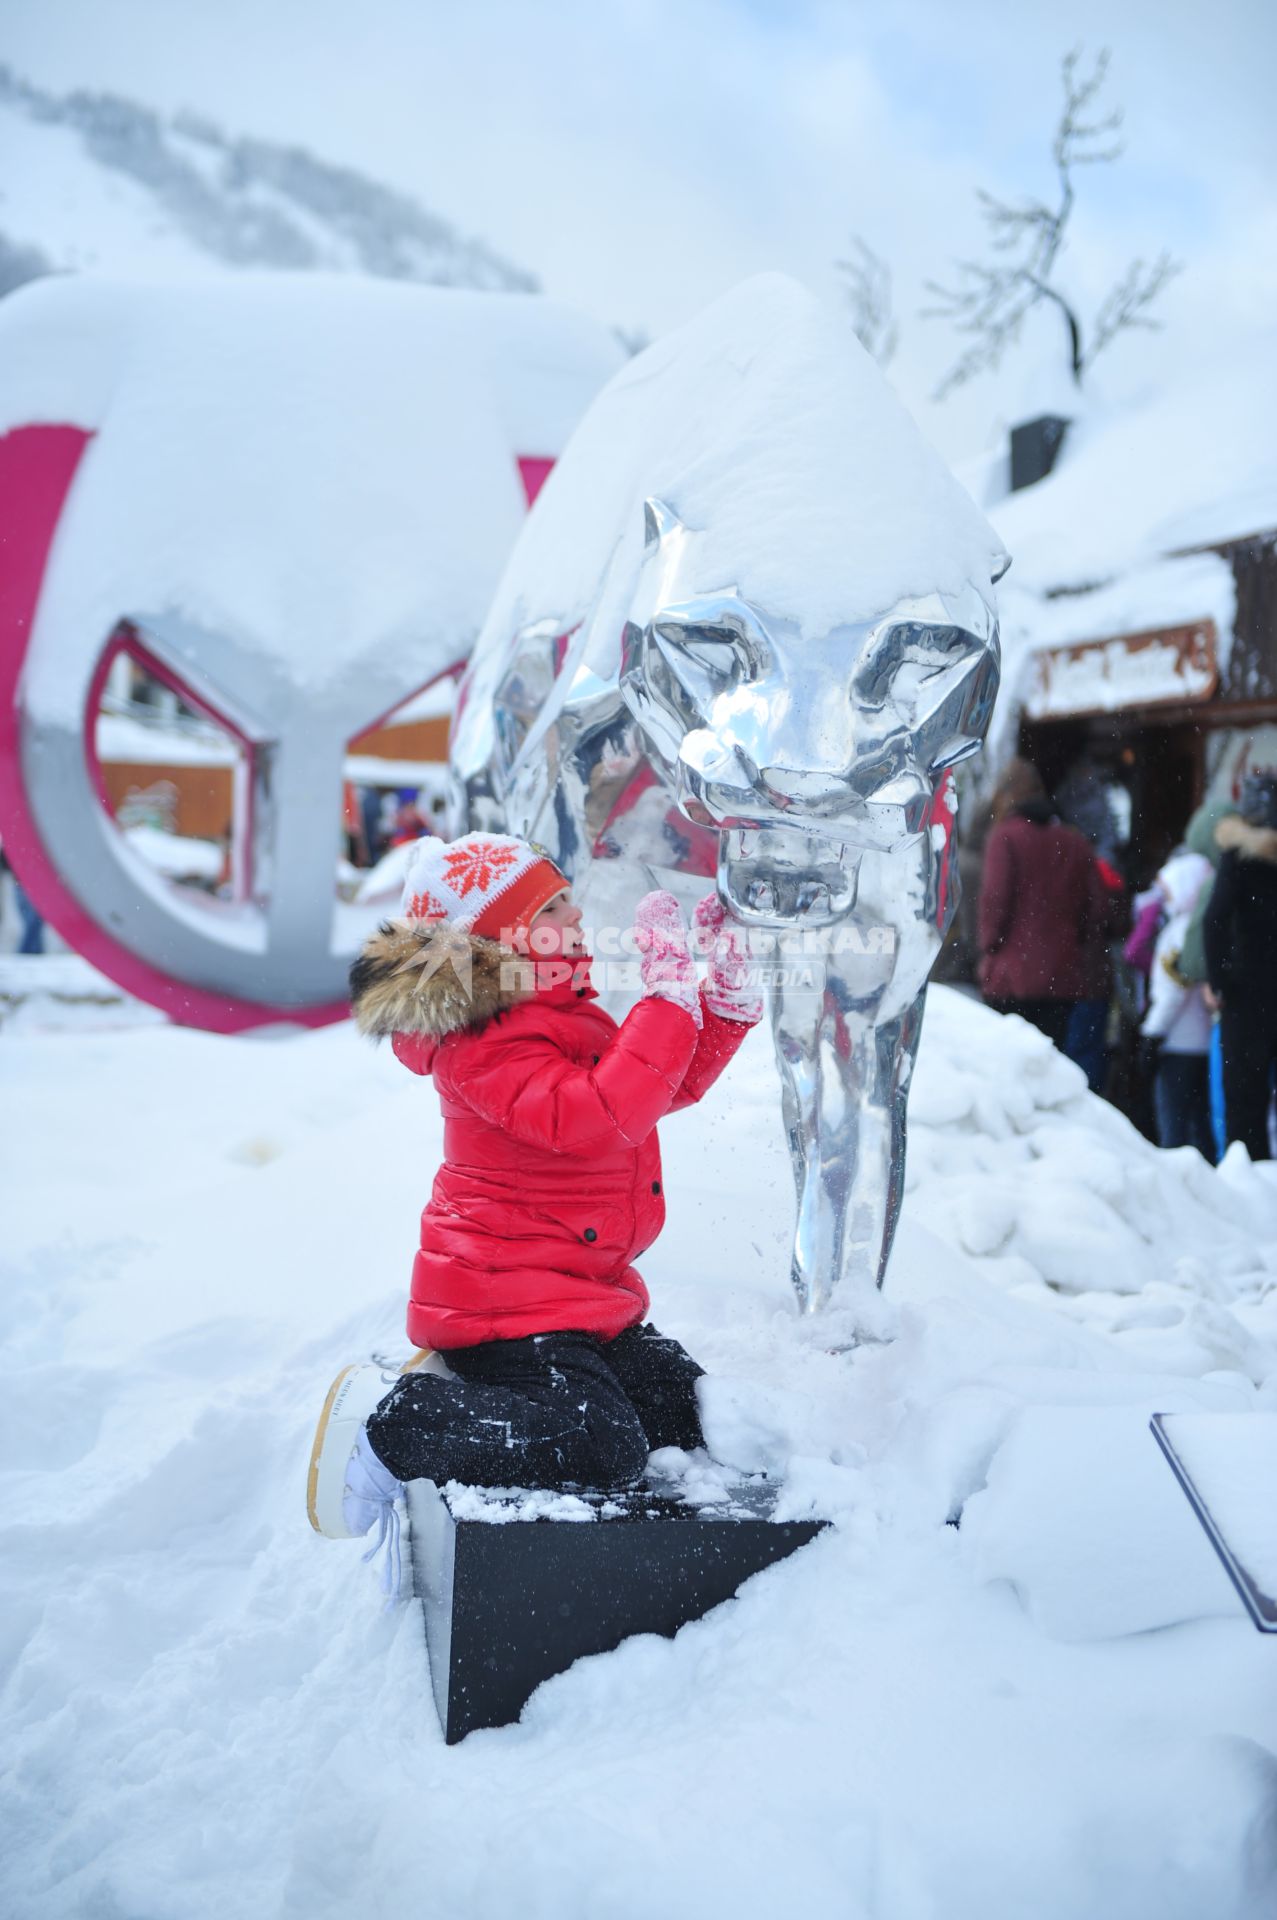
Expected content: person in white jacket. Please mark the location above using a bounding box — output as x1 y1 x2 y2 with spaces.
1141 849 1215 1157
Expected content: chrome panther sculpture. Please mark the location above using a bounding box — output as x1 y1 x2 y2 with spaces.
451 276 1008 1318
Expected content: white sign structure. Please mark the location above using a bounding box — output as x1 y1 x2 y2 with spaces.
0 274 621 1030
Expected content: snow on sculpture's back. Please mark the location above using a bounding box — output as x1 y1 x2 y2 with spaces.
457 273 1004 709
453 274 1011 1317
0 272 622 1030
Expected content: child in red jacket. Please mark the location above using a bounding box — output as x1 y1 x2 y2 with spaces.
307 832 762 1548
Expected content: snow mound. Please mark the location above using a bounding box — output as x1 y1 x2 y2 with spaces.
960 1404 1242 1639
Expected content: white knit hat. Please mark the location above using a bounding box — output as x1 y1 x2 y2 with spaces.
399 833 568 942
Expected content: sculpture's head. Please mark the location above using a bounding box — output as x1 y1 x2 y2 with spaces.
456 275 1011 923
619 498 1005 920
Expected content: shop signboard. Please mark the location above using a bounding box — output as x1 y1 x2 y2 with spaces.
1024 621 1218 720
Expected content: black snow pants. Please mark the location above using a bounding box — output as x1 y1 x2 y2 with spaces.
365 1323 706 1491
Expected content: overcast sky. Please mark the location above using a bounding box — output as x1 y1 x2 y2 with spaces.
4 0 1274 461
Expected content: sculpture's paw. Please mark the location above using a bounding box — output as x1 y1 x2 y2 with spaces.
792 1296 900 1354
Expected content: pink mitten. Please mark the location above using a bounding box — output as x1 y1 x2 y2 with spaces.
691 891 725 957
633 890 702 1026
694 892 764 1024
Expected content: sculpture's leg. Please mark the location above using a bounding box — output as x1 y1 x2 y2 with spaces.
772 981 826 1315
866 985 928 1292
771 964 929 1317
771 972 860 1316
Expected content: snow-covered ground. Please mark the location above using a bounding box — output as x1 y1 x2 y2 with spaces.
2 989 1276 1919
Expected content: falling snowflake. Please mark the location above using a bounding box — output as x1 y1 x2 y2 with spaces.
398 922 475 1001
442 840 519 897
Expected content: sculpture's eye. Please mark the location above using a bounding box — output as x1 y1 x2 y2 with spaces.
854 623 975 707
653 619 750 689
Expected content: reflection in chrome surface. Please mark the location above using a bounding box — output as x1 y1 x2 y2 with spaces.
453 499 1004 1316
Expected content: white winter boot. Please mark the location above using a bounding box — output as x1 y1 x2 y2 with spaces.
306 1362 404 1541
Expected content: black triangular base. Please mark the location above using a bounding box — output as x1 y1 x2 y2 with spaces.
406 1476 828 1742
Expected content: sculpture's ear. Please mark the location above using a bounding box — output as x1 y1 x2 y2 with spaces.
991 549 1012 585
643 497 684 550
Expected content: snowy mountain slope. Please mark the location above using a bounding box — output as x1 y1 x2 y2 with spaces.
1 987 1275 1918
0 65 536 292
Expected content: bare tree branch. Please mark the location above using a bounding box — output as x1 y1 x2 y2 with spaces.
1056 45 1124 162
976 189 1057 253
919 46 1179 399
1086 252 1182 366
826 44 1185 405
836 235 899 366
920 257 1040 398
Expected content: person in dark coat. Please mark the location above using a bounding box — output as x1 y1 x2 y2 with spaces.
1174 797 1261 1159
1066 850 1126 1093
978 758 1106 1049
1054 751 1124 867
1203 771 1277 1160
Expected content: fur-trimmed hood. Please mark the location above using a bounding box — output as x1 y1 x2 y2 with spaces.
350 920 536 1042
1216 814 1277 866
349 920 596 1045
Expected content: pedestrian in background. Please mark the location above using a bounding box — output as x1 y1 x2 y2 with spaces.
1173 795 1245 1156
1052 750 1129 1092
1054 749 1125 867
1140 847 1215 1157
0 840 45 955
978 758 1105 1049
1067 849 1126 1093
1203 771 1277 1160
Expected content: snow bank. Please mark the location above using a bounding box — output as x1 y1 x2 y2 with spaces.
960 1405 1241 1640
1 988 1275 1917
122 824 223 882
0 953 159 1036
96 711 241 768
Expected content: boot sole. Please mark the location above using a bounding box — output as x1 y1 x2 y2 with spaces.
306 1363 364 1536
307 1354 438 1537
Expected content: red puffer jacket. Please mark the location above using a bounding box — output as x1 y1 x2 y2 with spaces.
349 922 754 1349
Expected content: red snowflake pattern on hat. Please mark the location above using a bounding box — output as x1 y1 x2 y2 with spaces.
406 888 448 923
442 839 519 897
